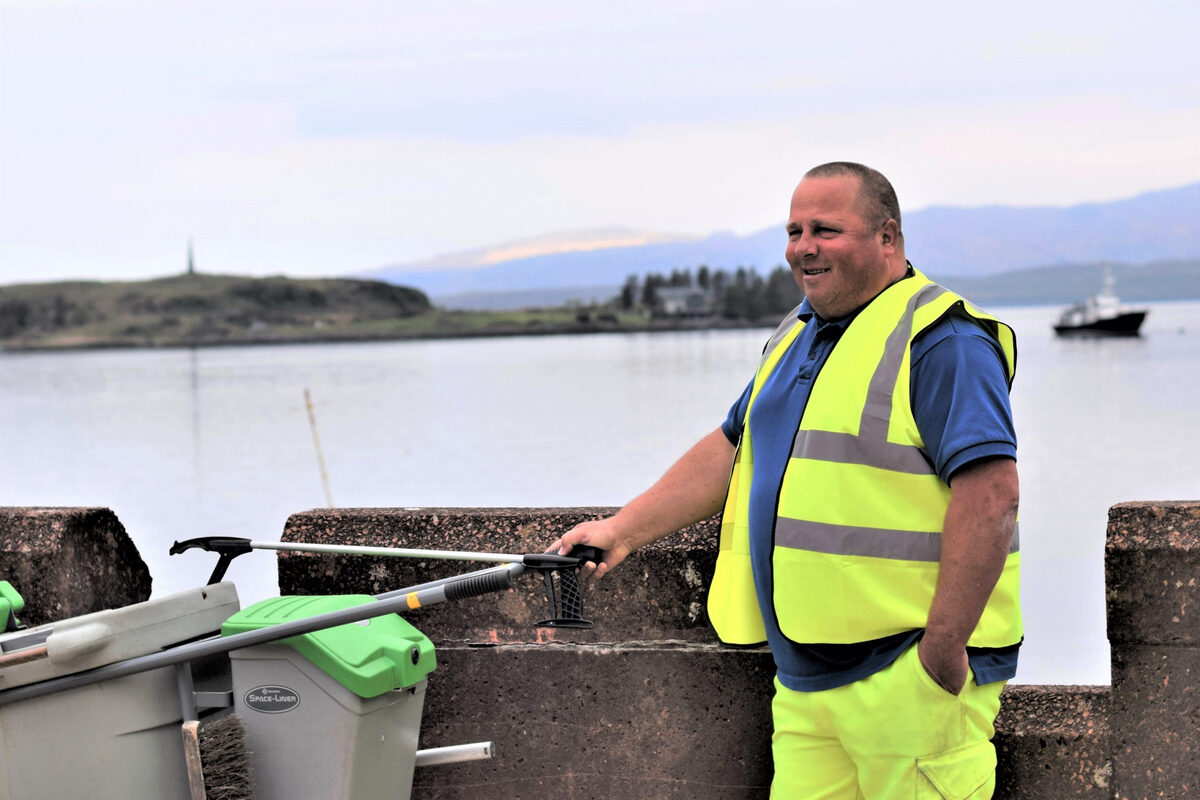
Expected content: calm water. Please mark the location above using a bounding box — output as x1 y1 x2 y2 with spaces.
2 300 1198 685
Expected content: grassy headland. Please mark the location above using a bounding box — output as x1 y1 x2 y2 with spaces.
0 273 708 351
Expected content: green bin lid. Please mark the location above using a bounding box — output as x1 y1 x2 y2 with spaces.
221 595 436 698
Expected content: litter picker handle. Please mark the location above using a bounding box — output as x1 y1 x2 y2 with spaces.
169 537 254 584
562 545 602 567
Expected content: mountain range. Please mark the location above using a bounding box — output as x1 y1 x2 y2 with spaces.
361 181 1200 309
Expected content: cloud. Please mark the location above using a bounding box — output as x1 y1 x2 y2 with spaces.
2 0 1198 282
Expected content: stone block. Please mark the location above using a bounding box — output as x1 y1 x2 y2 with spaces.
1106 501 1200 644
1106 501 1200 799
412 643 774 800
994 685 1112 798
1110 644 1200 799
0 507 151 625
279 507 722 644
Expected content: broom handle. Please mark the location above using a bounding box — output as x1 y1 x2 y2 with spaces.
175 664 207 800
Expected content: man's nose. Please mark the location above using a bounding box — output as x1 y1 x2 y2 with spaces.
787 233 817 263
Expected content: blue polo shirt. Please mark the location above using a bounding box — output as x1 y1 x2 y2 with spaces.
721 289 1020 692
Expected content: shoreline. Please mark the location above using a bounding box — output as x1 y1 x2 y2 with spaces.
0 317 777 354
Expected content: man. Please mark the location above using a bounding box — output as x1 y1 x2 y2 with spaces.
550 162 1020 798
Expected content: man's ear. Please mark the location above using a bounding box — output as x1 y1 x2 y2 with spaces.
879 219 899 251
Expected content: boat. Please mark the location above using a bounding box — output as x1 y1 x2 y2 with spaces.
1053 268 1148 336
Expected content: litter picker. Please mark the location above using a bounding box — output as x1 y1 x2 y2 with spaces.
169 535 600 628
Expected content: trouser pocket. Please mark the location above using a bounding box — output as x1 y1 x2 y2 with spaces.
916 739 997 799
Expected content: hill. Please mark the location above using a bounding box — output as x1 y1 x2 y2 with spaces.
935 259 1200 307
904 183 1200 275
0 273 432 350
362 181 1200 308
0 272 741 351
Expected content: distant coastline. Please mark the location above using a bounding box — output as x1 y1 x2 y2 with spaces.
4 261 1197 353
0 272 776 353
0 316 777 353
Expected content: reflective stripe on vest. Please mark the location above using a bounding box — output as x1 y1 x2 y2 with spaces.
707 270 1022 648
774 518 1020 562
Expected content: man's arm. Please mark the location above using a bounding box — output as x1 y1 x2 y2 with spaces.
549 427 736 579
918 455 1020 694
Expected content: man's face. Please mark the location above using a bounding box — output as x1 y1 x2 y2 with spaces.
784 175 899 320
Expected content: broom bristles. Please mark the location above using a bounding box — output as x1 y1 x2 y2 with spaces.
198 712 255 800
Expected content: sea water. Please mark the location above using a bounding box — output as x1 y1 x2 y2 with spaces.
1 299 1197 685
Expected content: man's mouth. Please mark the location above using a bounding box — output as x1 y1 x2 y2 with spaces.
802 268 830 276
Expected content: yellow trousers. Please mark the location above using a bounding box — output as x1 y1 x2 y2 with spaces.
770 643 1005 799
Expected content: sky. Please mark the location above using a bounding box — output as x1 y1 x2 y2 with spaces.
2 0 1198 284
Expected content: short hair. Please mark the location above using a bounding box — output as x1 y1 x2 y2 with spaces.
804 162 902 234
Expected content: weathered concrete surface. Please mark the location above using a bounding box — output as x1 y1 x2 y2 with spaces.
283 507 1115 799
280 507 720 644
1106 501 1200 645
413 643 775 800
414 653 1107 800
0 507 151 625
1106 501 1200 800
10 502 1200 797
994 685 1112 798
279 506 762 798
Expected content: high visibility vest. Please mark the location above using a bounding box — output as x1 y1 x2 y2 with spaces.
707 270 1022 647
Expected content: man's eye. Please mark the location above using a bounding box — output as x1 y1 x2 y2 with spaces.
816 227 838 238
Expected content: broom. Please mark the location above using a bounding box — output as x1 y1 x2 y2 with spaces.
177 662 256 800
198 712 254 800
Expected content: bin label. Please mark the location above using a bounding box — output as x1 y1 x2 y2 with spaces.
244 685 301 714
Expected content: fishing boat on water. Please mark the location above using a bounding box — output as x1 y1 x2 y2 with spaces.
1053 268 1148 336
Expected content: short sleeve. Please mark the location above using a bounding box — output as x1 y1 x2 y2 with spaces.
910 315 1017 483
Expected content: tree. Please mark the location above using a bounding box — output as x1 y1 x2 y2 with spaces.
619 275 639 310
629 264 800 321
0 299 30 337
764 266 804 316
710 269 726 296
641 274 663 308
744 268 767 321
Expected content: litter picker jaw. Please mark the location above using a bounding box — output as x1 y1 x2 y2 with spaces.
169 536 602 629
525 554 594 629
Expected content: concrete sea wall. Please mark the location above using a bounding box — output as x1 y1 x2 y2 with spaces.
2 501 1197 799
0 507 151 625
